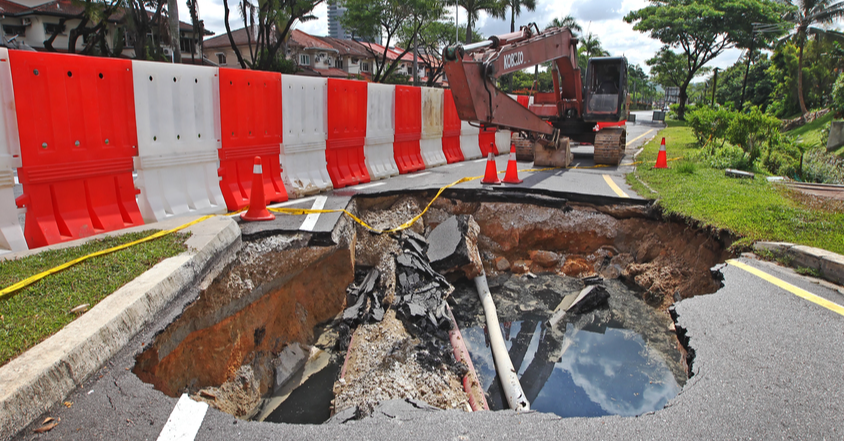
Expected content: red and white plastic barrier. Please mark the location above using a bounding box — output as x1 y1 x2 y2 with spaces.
280 75 332 196
420 87 447 168
0 49 26 253
326 78 370 188
496 129 512 156
11 51 144 248
364 83 399 180
132 62 227 222
459 121 483 160
393 85 425 174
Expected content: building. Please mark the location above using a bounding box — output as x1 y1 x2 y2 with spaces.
0 0 209 59
326 1 350 40
202 27 368 79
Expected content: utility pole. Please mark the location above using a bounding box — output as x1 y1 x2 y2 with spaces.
711 68 719 106
413 30 419 86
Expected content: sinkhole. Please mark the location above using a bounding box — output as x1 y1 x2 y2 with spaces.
133 190 732 424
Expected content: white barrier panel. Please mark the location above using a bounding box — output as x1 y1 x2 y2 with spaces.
459 121 482 160
496 130 512 156
281 75 332 196
420 87 446 168
132 61 226 223
0 49 26 253
364 83 399 180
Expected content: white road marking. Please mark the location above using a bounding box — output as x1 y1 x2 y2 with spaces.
300 195 327 231
406 172 432 178
352 182 386 190
267 196 318 209
450 163 465 167
157 394 208 441
473 158 487 163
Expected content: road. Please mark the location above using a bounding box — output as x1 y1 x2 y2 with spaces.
9 113 844 440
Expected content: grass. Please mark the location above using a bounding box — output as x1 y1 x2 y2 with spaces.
0 231 189 366
785 112 834 147
628 120 844 256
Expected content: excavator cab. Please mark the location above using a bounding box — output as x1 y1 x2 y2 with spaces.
583 57 628 122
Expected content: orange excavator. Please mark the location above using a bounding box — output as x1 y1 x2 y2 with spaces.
442 24 628 167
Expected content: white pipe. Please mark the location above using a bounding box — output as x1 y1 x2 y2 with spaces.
474 270 530 412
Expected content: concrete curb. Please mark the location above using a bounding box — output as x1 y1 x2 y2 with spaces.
753 241 844 286
0 215 241 441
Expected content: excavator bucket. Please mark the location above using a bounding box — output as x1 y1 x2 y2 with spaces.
533 136 572 168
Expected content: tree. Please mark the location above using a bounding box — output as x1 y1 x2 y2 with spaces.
625 0 789 119
577 32 609 74
343 0 446 83
186 0 204 63
506 0 535 33
779 0 844 116
647 46 711 101
61 0 126 56
398 20 472 86
222 0 322 70
125 0 169 61
168 0 181 62
456 0 506 43
545 14 582 37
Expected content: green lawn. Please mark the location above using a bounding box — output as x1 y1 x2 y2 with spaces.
628 120 844 255
0 231 189 366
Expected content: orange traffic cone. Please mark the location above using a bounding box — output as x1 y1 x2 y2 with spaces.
654 137 668 169
481 152 501 185
502 142 523 184
241 156 275 222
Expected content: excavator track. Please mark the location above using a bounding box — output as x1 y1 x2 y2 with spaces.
593 127 626 165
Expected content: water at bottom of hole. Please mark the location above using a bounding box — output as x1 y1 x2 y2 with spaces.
263 360 343 424
462 318 682 417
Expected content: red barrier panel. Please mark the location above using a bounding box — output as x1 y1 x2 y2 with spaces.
442 89 463 163
394 85 424 174
10 51 143 248
479 126 498 156
219 68 287 211
326 79 370 188
516 95 530 107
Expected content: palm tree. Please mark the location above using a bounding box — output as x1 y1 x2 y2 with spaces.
781 0 844 116
577 32 609 73
457 0 507 43
546 14 582 38
507 0 536 33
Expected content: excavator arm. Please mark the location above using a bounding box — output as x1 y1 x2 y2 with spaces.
442 25 583 136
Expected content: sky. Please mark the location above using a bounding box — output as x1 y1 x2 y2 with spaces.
185 0 747 75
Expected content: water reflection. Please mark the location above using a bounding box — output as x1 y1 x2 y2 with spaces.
462 316 682 417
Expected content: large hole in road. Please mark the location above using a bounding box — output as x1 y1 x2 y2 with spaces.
133 190 732 423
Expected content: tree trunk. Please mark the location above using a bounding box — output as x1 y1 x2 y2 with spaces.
797 42 808 117
222 0 247 68
168 0 181 62
465 16 473 44
510 7 515 33
678 82 690 121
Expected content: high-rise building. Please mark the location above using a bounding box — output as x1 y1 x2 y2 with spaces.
327 1 352 40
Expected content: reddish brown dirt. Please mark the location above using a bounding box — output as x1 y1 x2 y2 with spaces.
134 245 354 397
425 200 731 312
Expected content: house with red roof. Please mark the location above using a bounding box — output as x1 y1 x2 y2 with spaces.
0 0 209 59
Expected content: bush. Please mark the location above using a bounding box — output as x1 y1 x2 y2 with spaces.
726 106 782 162
686 105 736 146
803 148 844 184
692 143 750 170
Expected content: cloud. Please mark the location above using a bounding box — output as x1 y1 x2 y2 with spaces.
571 0 625 22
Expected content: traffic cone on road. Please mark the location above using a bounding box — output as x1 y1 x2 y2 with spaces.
241 156 275 222
654 137 668 169
481 152 502 185
502 143 523 184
